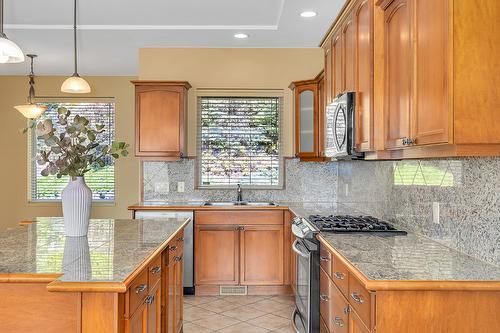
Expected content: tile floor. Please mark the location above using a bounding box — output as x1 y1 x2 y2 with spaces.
183 295 296 333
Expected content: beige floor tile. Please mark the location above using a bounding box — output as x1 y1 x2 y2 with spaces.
221 305 268 321
192 314 239 331
218 322 270 333
273 306 295 319
269 296 295 306
185 296 220 306
198 299 237 313
184 305 217 322
248 299 290 313
246 314 291 331
272 324 296 333
183 322 213 333
223 295 270 306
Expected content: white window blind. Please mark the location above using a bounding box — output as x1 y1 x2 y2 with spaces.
198 96 282 188
30 102 116 202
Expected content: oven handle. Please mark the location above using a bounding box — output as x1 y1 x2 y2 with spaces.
292 239 310 258
292 308 303 333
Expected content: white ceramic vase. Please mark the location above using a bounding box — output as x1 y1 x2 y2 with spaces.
61 176 92 236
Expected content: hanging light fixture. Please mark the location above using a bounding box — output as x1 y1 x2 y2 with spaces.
0 0 24 63
14 54 47 119
61 0 90 93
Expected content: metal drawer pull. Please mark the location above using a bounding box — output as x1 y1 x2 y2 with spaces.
174 256 182 262
334 272 345 280
177 236 184 242
135 284 147 294
145 295 155 305
319 256 330 262
169 245 177 251
320 294 329 302
350 292 364 304
150 266 161 274
343 306 350 314
334 317 344 327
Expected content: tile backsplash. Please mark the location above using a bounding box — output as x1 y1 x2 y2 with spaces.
143 157 499 267
143 158 338 203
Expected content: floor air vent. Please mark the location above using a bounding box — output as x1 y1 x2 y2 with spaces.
220 285 247 296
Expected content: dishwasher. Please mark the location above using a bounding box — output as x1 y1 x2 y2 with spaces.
134 210 194 295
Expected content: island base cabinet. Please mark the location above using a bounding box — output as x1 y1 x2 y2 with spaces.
128 302 148 333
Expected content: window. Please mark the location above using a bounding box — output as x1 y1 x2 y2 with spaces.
30 102 116 202
198 96 282 188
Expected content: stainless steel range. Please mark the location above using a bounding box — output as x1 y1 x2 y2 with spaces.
291 216 320 333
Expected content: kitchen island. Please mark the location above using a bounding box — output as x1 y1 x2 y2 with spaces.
0 217 189 333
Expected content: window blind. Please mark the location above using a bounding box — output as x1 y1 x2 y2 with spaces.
30 102 116 201
198 96 282 188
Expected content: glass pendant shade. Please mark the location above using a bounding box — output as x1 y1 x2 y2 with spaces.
14 104 47 119
0 36 24 63
61 74 91 93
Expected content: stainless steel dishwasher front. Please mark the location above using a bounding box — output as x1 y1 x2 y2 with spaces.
134 210 194 294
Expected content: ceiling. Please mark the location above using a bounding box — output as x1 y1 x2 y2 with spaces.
0 0 346 75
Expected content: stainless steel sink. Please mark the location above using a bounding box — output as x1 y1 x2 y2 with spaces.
203 201 277 206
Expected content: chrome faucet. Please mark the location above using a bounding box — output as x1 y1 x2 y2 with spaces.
236 183 243 202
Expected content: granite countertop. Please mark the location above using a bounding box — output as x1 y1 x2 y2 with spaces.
0 217 189 287
286 203 500 282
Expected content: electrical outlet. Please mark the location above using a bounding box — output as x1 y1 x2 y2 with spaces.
154 182 169 194
432 202 440 224
177 182 185 193
344 183 349 197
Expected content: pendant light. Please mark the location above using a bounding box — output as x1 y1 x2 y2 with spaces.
61 0 90 93
14 54 47 119
0 0 24 63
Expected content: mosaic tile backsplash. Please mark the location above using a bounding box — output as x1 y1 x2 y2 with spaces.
143 157 499 267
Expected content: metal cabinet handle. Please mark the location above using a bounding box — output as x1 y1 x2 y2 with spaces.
350 292 364 304
319 256 330 262
177 236 184 242
145 294 155 305
169 245 177 251
343 306 350 314
334 317 344 327
320 294 329 302
174 256 183 262
334 272 345 280
135 284 147 294
402 137 416 146
150 266 161 274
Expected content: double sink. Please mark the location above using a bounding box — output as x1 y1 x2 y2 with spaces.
203 201 277 207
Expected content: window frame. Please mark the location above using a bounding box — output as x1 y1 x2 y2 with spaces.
28 98 117 203
196 90 284 190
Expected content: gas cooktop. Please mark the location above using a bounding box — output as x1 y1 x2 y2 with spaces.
308 215 407 235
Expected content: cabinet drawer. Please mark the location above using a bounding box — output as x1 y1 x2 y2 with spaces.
320 315 330 333
148 255 162 288
332 253 349 297
195 210 283 225
320 267 332 327
320 267 349 333
348 274 373 329
128 268 149 316
175 230 184 256
319 244 332 278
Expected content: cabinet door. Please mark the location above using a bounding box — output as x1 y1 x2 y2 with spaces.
240 225 284 285
412 0 449 146
332 33 343 97
295 84 319 158
349 311 370 333
195 225 239 285
147 283 161 333
318 75 326 158
384 0 412 149
354 0 374 152
324 38 333 105
129 303 148 333
167 257 175 333
343 13 356 92
174 255 183 333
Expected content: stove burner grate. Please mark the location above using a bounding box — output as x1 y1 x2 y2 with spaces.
309 215 407 235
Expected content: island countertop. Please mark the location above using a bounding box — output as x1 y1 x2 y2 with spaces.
0 217 189 292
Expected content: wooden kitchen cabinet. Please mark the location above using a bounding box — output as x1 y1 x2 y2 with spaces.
349 311 371 333
290 72 326 161
240 225 284 285
132 81 191 159
194 225 239 285
174 254 183 333
129 302 148 333
332 33 343 98
147 282 161 333
162 234 184 333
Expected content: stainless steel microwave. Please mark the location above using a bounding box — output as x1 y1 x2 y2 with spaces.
324 92 363 159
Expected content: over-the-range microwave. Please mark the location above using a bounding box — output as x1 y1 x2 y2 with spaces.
324 92 364 159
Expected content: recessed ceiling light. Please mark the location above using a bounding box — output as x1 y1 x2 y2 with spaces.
234 33 249 39
300 11 317 18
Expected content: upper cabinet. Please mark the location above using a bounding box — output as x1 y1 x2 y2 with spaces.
132 81 191 159
290 72 326 161
320 0 500 159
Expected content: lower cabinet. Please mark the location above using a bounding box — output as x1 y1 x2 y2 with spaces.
349 311 371 333
129 302 148 333
147 283 161 333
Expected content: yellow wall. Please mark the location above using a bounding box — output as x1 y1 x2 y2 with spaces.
139 48 324 156
0 76 140 229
